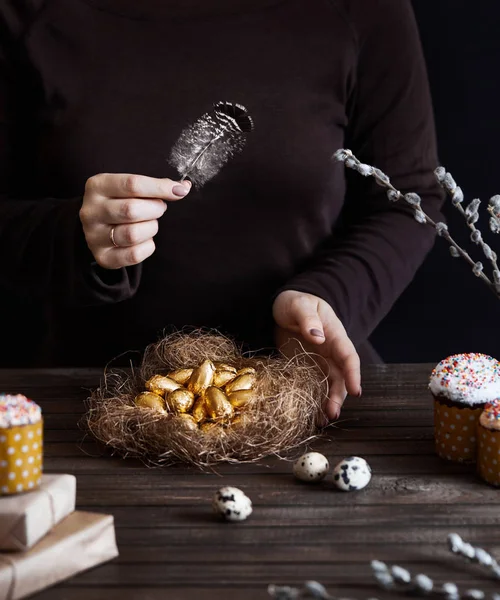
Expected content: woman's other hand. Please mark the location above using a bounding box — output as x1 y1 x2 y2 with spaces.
80 174 191 269
273 290 361 422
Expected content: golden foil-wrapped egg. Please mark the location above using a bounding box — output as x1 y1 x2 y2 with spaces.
225 373 256 394
213 369 237 388
191 396 208 423
188 360 216 396
166 388 195 413
174 413 199 432
168 368 194 385
204 386 234 421
227 389 256 408
145 375 182 397
236 367 256 377
134 392 166 412
214 362 238 374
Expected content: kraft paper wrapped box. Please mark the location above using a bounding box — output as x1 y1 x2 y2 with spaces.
0 474 76 552
0 511 119 600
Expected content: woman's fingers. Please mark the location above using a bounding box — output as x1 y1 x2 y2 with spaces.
98 239 156 269
273 291 361 421
325 362 348 421
290 293 361 397
107 220 159 248
291 297 326 344
319 305 361 397
325 330 361 398
101 198 167 225
274 291 326 343
86 173 191 201
84 214 161 269
80 173 192 269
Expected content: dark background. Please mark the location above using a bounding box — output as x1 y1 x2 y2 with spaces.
372 0 500 363
3 1 499 366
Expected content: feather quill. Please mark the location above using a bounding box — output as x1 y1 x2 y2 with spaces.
168 101 254 187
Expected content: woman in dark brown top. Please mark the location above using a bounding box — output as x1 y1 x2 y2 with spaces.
0 0 444 419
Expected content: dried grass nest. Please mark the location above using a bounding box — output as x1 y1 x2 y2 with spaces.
85 331 327 468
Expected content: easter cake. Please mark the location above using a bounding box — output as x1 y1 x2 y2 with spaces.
430 353 500 463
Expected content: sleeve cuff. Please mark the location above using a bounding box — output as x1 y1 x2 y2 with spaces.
71 203 142 306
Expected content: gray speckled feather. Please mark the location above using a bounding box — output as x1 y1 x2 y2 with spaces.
168 101 254 187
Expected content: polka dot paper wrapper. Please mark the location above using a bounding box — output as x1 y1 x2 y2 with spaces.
0 422 43 495
433 396 482 463
477 425 500 486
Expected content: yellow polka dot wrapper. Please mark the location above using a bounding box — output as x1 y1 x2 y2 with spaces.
433 398 482 462
430 354 500 463
477 400 500 487
0 394 43 495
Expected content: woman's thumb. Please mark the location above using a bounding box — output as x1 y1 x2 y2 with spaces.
290 298 326 345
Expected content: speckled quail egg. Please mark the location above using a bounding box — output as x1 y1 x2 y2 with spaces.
293 452 330 483
332 456 372 491
212 486 253 522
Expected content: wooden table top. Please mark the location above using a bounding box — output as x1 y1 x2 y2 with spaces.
3 365 499 600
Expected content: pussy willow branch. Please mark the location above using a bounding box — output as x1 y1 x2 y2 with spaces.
268 581 381 600
487 197 500 233
268 536 500 600
487 197 500 297
371 561 499 600
448 534 500 580
268 581 338 600
435 169 500 293
333 149 500 298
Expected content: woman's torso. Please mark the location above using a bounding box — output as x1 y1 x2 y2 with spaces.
2 0 358 365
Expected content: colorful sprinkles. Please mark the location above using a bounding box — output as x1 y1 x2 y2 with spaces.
0 395 42 429
429 353 500 405
482 399 500 423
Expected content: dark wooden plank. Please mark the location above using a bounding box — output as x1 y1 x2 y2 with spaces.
33 588 273 600
65 473 492 508
54 561 500 587
44 430 85 442
335 410 433 427
68 467 465 491
86 504 500 530
42 439 438 458
0 367 103 384
112 541 500 564
44 453 469 476
39 586 491 600
106 525 500 547
34 586 500 600
38 404 86 415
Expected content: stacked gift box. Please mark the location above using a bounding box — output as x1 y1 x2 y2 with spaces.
0 394 118 599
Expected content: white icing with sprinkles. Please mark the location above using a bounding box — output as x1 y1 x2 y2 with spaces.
429 353 500 405
0 395 41 429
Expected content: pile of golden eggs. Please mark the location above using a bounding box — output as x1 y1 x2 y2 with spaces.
134 359 257 433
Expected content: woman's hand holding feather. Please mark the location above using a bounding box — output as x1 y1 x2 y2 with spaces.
80 173 191 269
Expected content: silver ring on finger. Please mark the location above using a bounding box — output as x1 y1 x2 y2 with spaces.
110 226 119 248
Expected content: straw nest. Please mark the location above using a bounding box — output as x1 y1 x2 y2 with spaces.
85 331 327 468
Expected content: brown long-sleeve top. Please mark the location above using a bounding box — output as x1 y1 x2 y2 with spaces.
0 0 443 366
